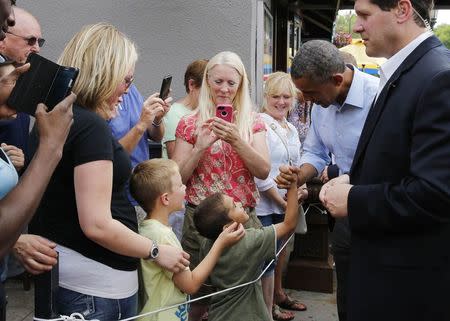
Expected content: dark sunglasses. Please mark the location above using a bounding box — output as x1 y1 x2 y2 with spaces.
6 31 45 47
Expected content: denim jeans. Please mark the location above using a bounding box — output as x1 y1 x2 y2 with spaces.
258 214 285 275
56 287 138 321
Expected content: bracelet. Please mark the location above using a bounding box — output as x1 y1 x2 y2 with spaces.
152 118 163 127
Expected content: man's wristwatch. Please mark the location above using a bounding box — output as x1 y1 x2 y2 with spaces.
145 240 159 260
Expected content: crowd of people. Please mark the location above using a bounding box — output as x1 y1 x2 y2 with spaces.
0 0 449 321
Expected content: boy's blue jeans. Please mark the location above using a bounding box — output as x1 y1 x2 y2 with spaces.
56 287 137 321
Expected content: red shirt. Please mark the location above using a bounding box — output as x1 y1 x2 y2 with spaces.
175 113 266 208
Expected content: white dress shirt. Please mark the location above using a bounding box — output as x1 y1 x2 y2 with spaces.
376 31 433 100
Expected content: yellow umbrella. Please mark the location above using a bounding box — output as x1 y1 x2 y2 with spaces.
339 39 386 70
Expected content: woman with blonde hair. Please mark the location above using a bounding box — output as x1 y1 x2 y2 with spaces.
256 72 307 321
28 23 189 320
172 51 270 320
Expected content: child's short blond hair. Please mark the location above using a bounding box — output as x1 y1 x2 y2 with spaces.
130 158 179 213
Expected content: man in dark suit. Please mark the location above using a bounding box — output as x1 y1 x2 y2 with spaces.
319 0 450 321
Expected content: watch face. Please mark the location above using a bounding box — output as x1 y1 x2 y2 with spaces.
151 247 159 258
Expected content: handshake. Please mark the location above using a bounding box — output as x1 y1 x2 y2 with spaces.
275 165 352 218
275 165 324 203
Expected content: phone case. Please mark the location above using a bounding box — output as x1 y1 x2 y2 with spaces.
159 75 172 101
216 104 233 122
7 53 79 116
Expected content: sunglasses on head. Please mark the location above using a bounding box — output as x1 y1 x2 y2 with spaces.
6 31 45 47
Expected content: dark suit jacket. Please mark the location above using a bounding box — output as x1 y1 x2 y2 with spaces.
347 36 450 321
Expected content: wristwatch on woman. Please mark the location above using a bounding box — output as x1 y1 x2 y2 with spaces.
145 240 159 260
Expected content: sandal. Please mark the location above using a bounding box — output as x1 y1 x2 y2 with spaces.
276 293 307 311
272 304 295 321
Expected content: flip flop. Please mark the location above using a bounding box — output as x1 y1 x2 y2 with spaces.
277 294 307 311
272 304 295 321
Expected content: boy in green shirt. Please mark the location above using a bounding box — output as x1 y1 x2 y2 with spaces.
193 165 304 321
130 159 245 321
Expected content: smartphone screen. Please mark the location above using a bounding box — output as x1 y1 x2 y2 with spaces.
215 104 233 122
159 75 172 101
45 67 79 110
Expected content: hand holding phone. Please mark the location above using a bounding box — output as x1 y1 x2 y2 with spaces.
159 75 172 101
7 53 79 116
215 104 233 123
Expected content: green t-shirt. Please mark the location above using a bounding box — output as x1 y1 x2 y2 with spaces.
138 219 188 321
162 102 194 159
200 226 277 321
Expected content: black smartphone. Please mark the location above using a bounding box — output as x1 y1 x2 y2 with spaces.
44 66 79 110
159 75 172 101
7 53 79 116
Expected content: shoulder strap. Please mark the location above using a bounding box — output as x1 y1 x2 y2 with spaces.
269 123 292 166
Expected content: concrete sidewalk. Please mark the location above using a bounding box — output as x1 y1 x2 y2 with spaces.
5 277 338 321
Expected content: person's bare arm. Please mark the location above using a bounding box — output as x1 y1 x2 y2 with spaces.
118 94 170 153
75 160 189 272
146 119 165 142
275 163 318 189
146 95 172 142
172 122 218 184
210 118 270 179
13 234 58 275
0 93 76 258
172 223 245 294
165 140 176 159
274 166 302 239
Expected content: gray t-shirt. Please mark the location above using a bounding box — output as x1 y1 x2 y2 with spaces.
200 226 277 321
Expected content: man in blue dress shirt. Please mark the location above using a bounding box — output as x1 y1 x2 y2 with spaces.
282 40 379 321
108 84 170 221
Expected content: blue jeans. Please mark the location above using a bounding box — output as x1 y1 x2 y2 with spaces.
56 287 137 321
258 214 285 275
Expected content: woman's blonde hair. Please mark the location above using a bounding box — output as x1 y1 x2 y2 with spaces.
261 72 297 113
196 51 255 142
58 22 137 116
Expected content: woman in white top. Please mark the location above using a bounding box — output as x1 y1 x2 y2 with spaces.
255 72 307 321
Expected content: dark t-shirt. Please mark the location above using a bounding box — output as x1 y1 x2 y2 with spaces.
0 112 30 162
29 105 138 271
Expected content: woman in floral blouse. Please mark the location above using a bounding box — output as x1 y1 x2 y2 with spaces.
172 51 270 321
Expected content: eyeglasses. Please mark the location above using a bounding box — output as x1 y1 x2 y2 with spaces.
124 76 134 89
5 31 45 47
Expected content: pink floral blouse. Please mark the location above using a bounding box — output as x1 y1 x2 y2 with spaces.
175 113 266 208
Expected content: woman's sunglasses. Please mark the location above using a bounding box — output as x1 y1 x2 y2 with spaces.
6 31 45 47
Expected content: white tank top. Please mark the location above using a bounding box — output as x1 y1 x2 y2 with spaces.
56 244 138 299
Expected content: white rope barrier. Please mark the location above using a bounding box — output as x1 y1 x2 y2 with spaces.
34 203 325 321
34 312 100 321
